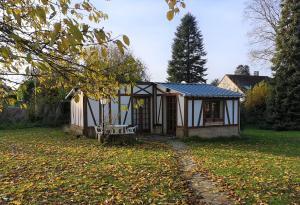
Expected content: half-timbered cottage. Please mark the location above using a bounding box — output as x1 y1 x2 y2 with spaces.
66 82 243 138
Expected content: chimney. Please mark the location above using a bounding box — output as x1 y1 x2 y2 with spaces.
254 71 259 76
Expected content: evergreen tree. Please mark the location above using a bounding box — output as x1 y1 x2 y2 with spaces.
267 0 300 130
167 13 207 83
234 65 250 75
210 78 220 86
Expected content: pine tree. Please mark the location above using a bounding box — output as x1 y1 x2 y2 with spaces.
267 0 300 130
234 65 250 75
167 13 207 83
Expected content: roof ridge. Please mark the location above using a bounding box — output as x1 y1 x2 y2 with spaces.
157 82 209 85
226 74 270 77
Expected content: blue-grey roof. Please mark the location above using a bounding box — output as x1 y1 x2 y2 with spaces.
158 83 243 98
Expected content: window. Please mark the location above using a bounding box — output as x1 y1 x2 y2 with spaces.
203 100 223 125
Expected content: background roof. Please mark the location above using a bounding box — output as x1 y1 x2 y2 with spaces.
158 83 243 98
226 74 270 92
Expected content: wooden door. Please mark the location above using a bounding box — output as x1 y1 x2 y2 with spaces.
166 96 177 135
133 97 151 132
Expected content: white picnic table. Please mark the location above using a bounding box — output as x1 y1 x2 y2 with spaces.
94 124 137 142
106 124 128 134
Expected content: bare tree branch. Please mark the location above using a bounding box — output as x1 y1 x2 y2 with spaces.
245 0 281 64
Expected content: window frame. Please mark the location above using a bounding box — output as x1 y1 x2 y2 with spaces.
202 99 224 126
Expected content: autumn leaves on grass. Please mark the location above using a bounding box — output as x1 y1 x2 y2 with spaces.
0 128 189 204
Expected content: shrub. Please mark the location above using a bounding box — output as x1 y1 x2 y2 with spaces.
243 81 271 127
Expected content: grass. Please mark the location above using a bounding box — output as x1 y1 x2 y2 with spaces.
1 127 299 204
0 128 188 204
0 121 44 130
184 128 300 204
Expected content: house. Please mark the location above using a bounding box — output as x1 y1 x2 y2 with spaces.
218 73 270 95
66 82 243 138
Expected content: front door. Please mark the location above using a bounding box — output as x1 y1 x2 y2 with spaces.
166 96 177 135
132 97 151 132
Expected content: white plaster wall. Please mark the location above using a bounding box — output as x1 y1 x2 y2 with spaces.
224 101 229 125
120 96 131 125
103 103 110 124
120 84 153 95
177 96 184 126
193 100 203 127
188 100 193 127
226 100 233 125
111 101 119 124
119 85 131 95
87 99 100 126
133 84 153 94
234 100 239 124
156 96 162 124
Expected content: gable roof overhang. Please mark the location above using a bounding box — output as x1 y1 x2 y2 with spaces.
65 88 80 100
219 75 244 94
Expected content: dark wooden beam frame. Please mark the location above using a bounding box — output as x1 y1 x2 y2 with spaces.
185 96 239 100
152 84 155 130
123 97 132 125
83 95 88 136
188 124 239 128
156 86 167 94
87 98 97 126
98 100 101 125
134 84 152 95
161 96 164 134
223 100 225 125
192 98 194 127
225 101 231 125
184 97 188 137
157 96 162 125
109 100 112 124
232 99 235 125
197 102 203 127
118 90 121 124
131 85 134 125
238 100 240 132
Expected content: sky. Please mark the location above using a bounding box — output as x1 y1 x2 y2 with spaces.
93 0 272 82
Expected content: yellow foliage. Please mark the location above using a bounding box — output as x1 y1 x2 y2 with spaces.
0 0 186 110
165 0 185 21
244 81 271 111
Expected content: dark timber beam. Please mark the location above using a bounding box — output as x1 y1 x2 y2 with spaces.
184 97 188 137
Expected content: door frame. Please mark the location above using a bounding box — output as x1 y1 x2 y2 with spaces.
166 95 177 135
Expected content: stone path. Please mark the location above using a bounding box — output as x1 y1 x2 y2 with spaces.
169 140 235 205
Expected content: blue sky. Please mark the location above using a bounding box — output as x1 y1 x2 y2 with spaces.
94 0 272 82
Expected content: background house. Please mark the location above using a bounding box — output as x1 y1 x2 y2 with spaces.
218 73 270 95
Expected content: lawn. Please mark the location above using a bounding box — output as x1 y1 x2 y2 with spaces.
185 128 300 204
1 128 299 204
0 128 188 204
